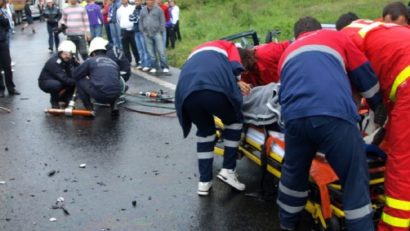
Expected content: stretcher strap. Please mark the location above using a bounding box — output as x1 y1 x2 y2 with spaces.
265 136 276 157
264 136 285 156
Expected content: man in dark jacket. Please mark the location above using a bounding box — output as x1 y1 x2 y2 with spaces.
38 40 77 108
106 43 131 82
43 0 61 53
0 0 19 97
129 0 149 70
73 37 123 115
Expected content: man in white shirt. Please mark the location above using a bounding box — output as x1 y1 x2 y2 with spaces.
116 0 138 65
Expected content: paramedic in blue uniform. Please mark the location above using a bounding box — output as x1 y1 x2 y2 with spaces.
175 40 250 196
73 37 123 115
277 17 385 231
38 40 78 108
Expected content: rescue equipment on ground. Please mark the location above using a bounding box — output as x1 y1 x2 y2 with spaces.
44 89 95 117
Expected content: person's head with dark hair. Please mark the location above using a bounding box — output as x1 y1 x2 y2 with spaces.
335 12 359 30
294 16 322 39
237 47 257 72
383 1 409 26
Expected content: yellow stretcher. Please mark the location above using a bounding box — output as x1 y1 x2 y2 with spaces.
213 117 386 230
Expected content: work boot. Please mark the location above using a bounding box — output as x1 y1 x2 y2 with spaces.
0 91 5 98
217 168 246 191
197 181 212 196
8 89 21 95
51 101 59 109
110 102 119 117
82 100 93 111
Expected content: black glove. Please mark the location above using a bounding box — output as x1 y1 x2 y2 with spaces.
372 127 386 146
374 103 387 126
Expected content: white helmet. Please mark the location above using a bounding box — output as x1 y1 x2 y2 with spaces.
58 40 76 54
89 37 109 55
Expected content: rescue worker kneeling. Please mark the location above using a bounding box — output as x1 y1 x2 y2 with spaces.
73 37 123 116
38 40 78 109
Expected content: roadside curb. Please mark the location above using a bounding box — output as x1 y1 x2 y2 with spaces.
131 67 180 91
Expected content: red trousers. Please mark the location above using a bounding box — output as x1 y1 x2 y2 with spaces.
379 82 410 231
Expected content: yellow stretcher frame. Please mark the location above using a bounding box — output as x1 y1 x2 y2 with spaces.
213 117 385 230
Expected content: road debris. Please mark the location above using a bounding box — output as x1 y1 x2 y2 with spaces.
79 163 86 168
0 181 6 185
0 106 11 113
132 200 137 207
51 197 70 215
96 182 106 186
49 217 57 222
47 170 57 177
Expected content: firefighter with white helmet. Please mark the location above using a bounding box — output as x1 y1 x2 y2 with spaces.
73 37 123 116
90 36 131 81
38 40 79 108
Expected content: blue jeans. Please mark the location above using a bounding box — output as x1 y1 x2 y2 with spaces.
104 23 112 43
144 32 168 70
90 24 103 39
162 30 166 49
134 31 149 68
109 22 122 49
47 23 60 51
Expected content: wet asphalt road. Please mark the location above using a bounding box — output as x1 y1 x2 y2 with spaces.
0 21 313 231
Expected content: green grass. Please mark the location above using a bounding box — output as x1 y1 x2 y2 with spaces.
166 0 394 67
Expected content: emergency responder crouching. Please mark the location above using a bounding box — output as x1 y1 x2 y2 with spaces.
73 37 123 116
38 40 78 108
175 40 248 196
90 37 131 82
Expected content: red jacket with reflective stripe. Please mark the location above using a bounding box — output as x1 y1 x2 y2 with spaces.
340 19 375 52
362 24 410 101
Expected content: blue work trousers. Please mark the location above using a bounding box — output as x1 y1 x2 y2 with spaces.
183 90 242 182
277 116 374 231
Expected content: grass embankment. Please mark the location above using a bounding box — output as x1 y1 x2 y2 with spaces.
167 0 393 67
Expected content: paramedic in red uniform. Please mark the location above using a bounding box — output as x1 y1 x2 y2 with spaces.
337 19 410 231
277 16 384 231
175 40 247 196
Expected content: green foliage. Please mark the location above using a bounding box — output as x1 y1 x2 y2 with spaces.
167 0 393 67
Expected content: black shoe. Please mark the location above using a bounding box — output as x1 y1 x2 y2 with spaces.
8 89 21 95
83 101 94 111
51 103 59 109
0 91 5 97
110 102 119 117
